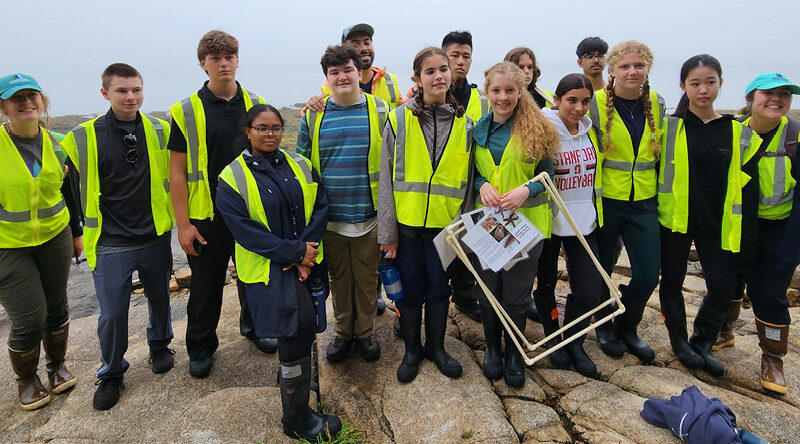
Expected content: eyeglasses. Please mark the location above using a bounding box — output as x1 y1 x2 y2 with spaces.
123 133 138 164
580 53 605 62
8 91 40 104
249 126 284 135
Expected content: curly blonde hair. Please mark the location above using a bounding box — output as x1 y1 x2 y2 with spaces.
603 40 661 157
483 62 558 160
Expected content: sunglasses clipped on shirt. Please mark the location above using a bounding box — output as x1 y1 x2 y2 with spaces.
124 133 138 164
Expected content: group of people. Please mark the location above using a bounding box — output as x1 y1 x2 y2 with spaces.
1 22 798 442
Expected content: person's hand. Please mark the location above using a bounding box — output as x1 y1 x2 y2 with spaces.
480 182 501 207
178 223 206 256
72 236 84 259
305 94 328 113
499 186 530 212
281 263 311 281
380 242 398 259
302 241 319 266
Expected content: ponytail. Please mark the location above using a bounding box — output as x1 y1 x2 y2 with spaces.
673 93 689 117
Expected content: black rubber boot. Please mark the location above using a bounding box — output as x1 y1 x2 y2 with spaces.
562 294 597 377
478 303 503 380
424 302 462 378
451 272 481 323
279 356 342 441
526 299 541 322
659 296 704 369
689 303 726 377
532 289 569 368
613 285 655 363
396 305 424 383
393 313 401 338
503 312 528 388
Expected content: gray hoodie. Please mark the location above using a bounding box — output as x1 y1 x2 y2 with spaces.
377 96 472 244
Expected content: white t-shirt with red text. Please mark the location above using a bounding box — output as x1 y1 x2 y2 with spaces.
542 108 598 237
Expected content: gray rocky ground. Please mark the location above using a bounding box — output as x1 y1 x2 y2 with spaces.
1 248 800 443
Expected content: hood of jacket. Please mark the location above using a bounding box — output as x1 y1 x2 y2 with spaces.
542 107 592 140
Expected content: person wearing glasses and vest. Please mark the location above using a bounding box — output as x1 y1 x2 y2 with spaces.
168 30 269 379
296 45 387 364
61 64 174 410
473 62 557 388
0 73 82 410
657 55 760 378
378 47 474 383
713 72 800 394
587 40 665 364
215 105 338 441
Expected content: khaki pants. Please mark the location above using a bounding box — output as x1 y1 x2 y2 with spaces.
323 227 380 339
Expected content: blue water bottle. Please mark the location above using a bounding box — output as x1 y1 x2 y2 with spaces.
378 252 404 301
309 277 328 333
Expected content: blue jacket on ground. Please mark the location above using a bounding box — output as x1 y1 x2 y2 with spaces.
640 385 740 444
215 149 328 338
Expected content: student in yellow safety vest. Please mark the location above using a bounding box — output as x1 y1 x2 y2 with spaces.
472 62 558 388
0 73 81 411
378 47 475 383
168 30 271 379
713 72 800 394
504 47 554 109
657 55 760 378
215 105 338 441
587 41 665 364
62 64 176 410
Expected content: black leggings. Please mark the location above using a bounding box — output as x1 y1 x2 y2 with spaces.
535 232 603 316
659 225 738 313
277 280 317 362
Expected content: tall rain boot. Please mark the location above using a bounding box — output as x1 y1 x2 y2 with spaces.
613 285 655 363
504 312 529 388
396 305 423 383
478 302 503 380
8 345 51 411
532 289 569 368
755 317 789 394
424 302 462 378
659 297 704 369
712 298 742 351
562 294 597 377
689 303 726 377
42 322 77 394
279 356 342 441
594 297 624 358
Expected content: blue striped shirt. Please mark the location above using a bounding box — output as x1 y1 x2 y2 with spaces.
296 97 375 223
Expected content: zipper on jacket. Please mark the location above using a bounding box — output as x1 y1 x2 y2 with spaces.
422 106 436 228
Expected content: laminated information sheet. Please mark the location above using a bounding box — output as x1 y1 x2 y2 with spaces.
461 207 544 272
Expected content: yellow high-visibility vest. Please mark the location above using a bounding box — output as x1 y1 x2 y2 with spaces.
304 93 387 210
0 126 69 248
465 87 490 123
388 106 473 228
657 116 761 252
588 89 666 201
218 150 322 284
61 114 174 269
169 87 265 220
742 116 798 220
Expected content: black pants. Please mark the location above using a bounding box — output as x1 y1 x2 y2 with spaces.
742 219 792 325
659 225 738 313
277 280 316 362
185 216 253 359
472 242 543 316
536 232 603 316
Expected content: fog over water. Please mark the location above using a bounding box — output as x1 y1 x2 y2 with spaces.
8 0 798 115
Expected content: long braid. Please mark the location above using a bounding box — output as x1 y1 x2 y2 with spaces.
447 89 465 118
603 76 616 154
640 78 661 158
412 87 425 117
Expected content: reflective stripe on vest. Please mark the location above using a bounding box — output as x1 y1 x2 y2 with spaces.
465 88 489 122
171 88 264 220
384 75 397 106
0 126 69 247
390 106 473 227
